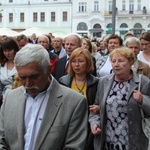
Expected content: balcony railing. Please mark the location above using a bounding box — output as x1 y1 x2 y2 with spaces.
104 9 149 16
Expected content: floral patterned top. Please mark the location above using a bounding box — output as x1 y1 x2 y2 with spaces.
104 79 131 150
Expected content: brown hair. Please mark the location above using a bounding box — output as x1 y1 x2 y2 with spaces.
68 48 94 76
139 32 150 42
16 34 28 42
0 37 19 66
81 38 92 53
107 34 123 46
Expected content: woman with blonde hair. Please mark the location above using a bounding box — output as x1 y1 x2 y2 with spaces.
59 48 99 150
89 47 150 150
12 74 22 89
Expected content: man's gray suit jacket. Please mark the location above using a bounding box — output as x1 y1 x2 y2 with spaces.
0 78 88 150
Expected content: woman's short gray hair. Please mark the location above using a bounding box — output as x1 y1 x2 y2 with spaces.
123 37 141 48
14 44 50 74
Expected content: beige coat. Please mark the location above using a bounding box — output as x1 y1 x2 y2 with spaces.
0 78 88 150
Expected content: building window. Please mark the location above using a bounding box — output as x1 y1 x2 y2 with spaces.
133 23 143 38
0 13 2 22
51 12 55 22
62 11 67 21
9 13 13 22
93 23 101 28
20 13 24 22
94 1 99 11
120 23 128 28
122 0 126 10
143 6 147 14
40 12 45 22
77 22 88 31
33 12 37 22
129 0 134 14
108 0 112 14
120 23 128 36
137 0 141 10
106 23 112 34
108 1 112 11
79 2 87 12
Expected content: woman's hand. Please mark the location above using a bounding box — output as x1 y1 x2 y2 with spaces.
89 105 100 114
91 124 101 135
133 90 143 104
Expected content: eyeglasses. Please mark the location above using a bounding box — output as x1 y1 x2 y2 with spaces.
71 60 86 64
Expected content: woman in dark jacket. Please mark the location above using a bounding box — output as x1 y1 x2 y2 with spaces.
59 48 99 150
59 74 98 106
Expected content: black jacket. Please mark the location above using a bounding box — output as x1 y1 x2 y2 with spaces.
59 74 99 105
53 56 67 81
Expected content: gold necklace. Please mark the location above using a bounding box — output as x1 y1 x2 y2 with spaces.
74 77 86 95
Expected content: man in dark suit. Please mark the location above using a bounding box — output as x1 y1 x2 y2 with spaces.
53 34 81 80
0 44 88 150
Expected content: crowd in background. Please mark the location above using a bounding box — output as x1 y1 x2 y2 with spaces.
0 30 150 150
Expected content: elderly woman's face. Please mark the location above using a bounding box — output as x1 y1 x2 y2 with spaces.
111 53 132 76
127 43 140 58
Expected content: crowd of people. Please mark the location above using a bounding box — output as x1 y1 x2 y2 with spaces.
0 31 150 150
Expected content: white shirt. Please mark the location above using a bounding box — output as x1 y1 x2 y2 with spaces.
138 52 150 67
98 56 112 77
24 77 53 150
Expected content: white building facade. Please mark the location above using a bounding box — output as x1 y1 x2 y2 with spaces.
72 0 150 38
0 0 150 38
0 0 72 35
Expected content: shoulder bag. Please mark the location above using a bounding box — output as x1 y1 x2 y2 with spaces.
138 74 150 139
